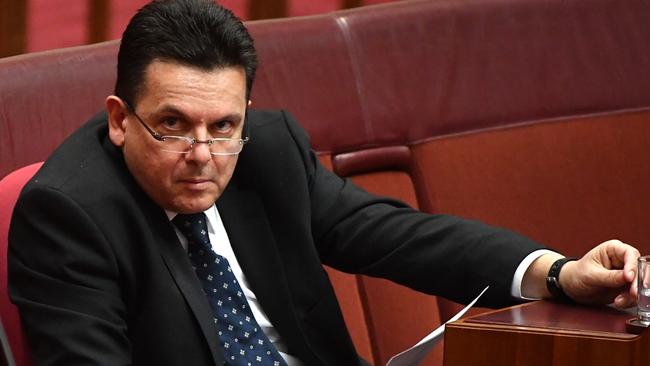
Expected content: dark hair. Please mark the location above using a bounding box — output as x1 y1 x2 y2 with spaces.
114 0 257 106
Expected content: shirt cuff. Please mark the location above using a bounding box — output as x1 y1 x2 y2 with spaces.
511 249 559 300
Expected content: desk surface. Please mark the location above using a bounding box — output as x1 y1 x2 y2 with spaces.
464 300 637 339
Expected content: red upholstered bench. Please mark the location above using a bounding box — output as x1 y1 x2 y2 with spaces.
2 1 650 365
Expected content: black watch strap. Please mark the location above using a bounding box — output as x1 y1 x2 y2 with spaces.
545 257 578 302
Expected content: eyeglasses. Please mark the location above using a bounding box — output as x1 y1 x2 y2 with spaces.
122 99 249 156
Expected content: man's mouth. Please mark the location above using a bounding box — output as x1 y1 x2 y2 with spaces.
179 177 214 189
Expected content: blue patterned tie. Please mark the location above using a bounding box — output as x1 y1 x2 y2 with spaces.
172 213 287 366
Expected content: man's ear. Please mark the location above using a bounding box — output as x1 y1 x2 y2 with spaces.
106 96 128 147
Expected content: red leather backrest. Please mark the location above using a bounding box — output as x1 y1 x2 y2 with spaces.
0 42 119 178
248 0 650 154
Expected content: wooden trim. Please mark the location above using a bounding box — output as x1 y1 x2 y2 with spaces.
248 0 287 20
0 0 27 57
341 0 363 9
88 0 110 44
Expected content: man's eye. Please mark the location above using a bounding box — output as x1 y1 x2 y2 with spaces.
161 118 181 130
212 121 233 133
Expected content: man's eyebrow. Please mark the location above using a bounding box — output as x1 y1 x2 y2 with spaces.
156 104 186 116
153 104 186 117
213 113 245 124
155 105 244 124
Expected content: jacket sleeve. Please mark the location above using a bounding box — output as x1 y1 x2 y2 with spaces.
280 111 546 308
9 185 131 366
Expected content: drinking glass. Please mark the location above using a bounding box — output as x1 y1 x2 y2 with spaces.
637 255 650 325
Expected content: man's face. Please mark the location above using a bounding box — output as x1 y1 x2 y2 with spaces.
107 60 247 213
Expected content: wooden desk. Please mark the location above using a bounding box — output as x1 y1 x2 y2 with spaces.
444 300 649 366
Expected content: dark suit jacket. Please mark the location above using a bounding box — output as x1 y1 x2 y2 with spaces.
9 110 543 365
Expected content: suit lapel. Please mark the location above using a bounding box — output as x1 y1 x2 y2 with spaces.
216 179 308 353
150 209 225 365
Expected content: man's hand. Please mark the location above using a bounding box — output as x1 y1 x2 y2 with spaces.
559 240 639 308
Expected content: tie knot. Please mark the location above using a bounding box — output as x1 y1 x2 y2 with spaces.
172 213 210 247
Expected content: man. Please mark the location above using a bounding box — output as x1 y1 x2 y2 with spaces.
8 1 639 365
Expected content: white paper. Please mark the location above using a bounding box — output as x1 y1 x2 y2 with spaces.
385 286 490 366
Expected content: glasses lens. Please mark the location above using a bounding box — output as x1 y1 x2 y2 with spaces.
157 136 246 155
160 136 192 153
209 139 245 155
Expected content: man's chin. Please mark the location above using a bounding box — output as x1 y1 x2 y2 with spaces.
170 193 221 214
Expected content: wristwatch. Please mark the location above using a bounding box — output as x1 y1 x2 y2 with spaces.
545 257 578 302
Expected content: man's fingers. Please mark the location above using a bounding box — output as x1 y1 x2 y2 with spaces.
623 247 640 282
601 240 639 282
614 292 636 308
590 267 627 289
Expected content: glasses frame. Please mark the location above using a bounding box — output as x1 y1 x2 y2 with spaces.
121 99 250 156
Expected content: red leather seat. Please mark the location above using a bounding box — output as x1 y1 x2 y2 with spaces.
0 162 43 366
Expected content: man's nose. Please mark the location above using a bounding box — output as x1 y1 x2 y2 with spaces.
186 141 213 163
